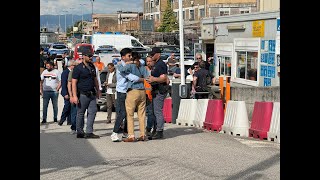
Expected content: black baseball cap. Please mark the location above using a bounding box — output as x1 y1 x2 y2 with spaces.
150 47 161 56
83 52 93 57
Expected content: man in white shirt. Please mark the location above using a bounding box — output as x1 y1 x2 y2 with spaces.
40 62 62 123
104 63 116 123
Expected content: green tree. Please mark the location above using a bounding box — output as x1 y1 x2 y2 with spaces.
158 0 178 32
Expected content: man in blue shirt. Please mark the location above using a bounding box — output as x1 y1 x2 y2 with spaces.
110 48 143 142
117 51 150 142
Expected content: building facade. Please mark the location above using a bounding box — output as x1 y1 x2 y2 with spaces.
92 12 142 33
200 10 280 87
143 0 257 31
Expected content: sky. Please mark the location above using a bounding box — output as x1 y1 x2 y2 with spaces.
40 0 143 15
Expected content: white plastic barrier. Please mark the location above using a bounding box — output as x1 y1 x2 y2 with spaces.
222 101 249 137
176 99 198 127
193 99 209 128
267 102 280 143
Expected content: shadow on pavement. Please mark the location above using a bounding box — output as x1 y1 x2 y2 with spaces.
40 132 105 176
159 126 204 140
224 153 280 180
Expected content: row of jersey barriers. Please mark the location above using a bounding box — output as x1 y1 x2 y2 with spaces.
161 77 280 143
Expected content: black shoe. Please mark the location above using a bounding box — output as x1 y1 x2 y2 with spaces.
54 118 58 123
85 133 100 139
152 131 163 140
67 122 71 125
58 121 63 126
146 127 152 136
106 120 111 124
41 120 47 124
151 129 157 136
77 133 85 138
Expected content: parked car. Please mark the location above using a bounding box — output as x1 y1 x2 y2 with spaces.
96 68 108 111
48 43 69 60
73 43 94 60
94 45 121 66
40 43 52 57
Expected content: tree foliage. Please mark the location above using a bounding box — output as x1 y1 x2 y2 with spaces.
158 0 178 32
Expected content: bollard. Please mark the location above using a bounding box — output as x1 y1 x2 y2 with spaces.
219 76 224 99
225 76 231 112
225 76 231 102
171 79 190 124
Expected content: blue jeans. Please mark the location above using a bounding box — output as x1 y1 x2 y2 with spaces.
60 97 71 123
76 94 97 134
146 99 156 130
42 91 59 121
70 103 77 131
153 92 165 131
113 92 127 133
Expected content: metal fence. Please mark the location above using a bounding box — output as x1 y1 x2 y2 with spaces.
135 32 200 49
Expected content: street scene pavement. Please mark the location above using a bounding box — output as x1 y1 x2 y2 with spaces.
40 95 280 180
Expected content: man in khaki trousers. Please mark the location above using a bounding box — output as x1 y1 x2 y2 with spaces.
117 52 149 142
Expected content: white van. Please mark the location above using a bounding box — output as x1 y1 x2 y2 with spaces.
91 34 150 51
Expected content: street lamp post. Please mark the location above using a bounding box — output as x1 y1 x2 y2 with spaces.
90 0 94 35
80 4 86 34
58 13 61 34
69 8 75 37
62 10 68 36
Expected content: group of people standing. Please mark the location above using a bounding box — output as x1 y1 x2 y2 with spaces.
40 46 170 142
110 47 169 142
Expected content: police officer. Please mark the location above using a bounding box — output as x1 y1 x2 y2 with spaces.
71 52 102 138
146 47 169 140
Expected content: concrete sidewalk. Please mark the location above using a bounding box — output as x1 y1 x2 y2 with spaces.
40 96 280 180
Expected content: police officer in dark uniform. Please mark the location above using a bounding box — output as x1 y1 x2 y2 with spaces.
146 47 169 140
71 52 102 138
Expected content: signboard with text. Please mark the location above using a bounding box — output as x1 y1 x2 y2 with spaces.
252 20 265 37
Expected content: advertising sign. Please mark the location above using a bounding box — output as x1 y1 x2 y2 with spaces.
252 20 265 37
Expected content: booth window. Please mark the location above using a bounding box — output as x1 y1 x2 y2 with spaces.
218 56 231 76
236 51 258 81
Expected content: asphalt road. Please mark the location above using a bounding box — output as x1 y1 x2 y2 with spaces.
40 92 280 180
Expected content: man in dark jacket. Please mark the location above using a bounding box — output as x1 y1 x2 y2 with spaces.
58 60 75 125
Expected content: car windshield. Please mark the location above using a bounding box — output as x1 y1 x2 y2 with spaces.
160 46 191 54
96 48 118 54
53 45 67 49
40 44 51 49
77 46 92 53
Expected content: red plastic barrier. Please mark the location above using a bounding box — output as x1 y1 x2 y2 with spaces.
163 98 172 123
203 100 224 132
249 101 273 140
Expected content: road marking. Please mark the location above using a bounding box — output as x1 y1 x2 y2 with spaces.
234 138 280 148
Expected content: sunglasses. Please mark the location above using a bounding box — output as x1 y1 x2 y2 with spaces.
194 66 199 68
196 58 202 60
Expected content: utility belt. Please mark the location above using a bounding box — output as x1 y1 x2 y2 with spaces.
79 90 96 97
152 83 169 96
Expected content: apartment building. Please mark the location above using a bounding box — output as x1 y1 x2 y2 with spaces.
92 11 142 33
143 0 257 31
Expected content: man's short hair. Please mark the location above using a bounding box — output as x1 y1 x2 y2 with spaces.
40 48 44 51
45 61 54 66
107 63 114 67
196 53 202 58
120 48 132 57
199 61 206 68
131 51 141 60
67 60 76 67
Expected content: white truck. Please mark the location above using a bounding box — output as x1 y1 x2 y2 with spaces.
90 34 150 51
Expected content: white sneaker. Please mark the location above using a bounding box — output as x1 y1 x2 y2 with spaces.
70 130 76 135
111 132 120 142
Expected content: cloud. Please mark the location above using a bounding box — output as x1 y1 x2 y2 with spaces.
40 0 142 15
